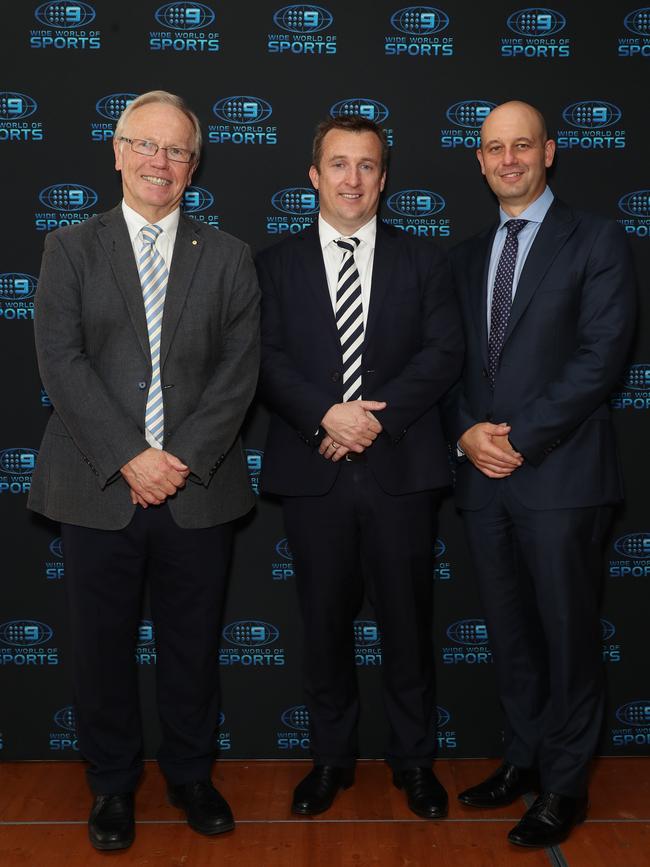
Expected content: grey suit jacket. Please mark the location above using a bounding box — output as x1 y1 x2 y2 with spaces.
28 205 260 530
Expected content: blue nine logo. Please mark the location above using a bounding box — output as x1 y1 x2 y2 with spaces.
501 7 569 58
150 2 219 51
441 99 495 148
385 6 453 56
0 92 43 142
442 618 492 664
136 620 157 664
268 5 336 54
0 273 37 321
36 183 99 232
267 188 318 235
277 704 310 750
91 93 137 143
31 1 100 49
612 700 650 747
611 363 650 409
245 449 263 495
354 620 382 666
557 101 625 150
0 448 38 494
383 190 450 238
271 537 294 581
619 8 650 56
329 98 393 145
0 619 58 666
209 96 277 145
617 191 650 239
220 620 285 666
609 531 650 578
50 705 78 751
182 186 219 228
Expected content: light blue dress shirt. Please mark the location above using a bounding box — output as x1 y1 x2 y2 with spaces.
486 186 554 335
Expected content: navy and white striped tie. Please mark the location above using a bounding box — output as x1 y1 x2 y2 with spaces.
335 237 363 402
138 224 168 445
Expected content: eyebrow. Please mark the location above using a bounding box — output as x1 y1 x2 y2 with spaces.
327 154 378 162
484 137 535 146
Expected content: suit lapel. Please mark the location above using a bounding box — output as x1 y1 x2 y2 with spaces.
504 199 577 343
160 215 202 367
97 206 151 361
296 223 340 348
473 228 496 369
364 221 397 349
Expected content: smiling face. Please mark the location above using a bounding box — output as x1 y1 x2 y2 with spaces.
477 101 555 216
308 128 386 235
113 102 196 223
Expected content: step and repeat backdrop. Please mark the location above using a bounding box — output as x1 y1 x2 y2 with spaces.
1 1 649 762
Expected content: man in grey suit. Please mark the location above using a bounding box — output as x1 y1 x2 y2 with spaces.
28 91 260 851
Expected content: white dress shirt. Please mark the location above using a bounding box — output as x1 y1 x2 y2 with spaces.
318 214 377 327
121 200 180 448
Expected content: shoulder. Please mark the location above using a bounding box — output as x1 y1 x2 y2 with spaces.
183 216 249 257
376 220 449 267
255 223 317 268
44 211 108 250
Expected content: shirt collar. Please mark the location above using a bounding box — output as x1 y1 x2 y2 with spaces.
498 185 554 231
318 214 377 251
121 200 180 244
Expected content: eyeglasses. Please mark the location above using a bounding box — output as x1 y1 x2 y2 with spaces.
119 136 194 164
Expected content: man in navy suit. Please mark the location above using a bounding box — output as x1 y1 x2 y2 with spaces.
448 101 635 847
257 116 463 818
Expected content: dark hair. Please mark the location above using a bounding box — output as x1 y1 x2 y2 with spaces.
312 116 389 172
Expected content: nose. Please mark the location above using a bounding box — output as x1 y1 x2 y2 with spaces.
151 146 171 167
502 147 518 164
345 166 361 186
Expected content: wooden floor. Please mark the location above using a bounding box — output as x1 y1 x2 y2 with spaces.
0 758 648 866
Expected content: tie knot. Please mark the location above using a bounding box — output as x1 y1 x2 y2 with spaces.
140 224 163 246
335 237 360 254
505 219 528 238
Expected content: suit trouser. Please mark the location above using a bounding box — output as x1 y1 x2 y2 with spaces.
61 503 233 794
282 458 440 769
461 482 609 797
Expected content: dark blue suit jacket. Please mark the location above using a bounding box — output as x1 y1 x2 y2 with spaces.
257 220 464 497
448 199 636 511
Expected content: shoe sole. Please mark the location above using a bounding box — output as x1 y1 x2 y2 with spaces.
291 780 354 816
88 830 135 851
507 812 587 848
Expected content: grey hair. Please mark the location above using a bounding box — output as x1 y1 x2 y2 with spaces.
114 90 202 161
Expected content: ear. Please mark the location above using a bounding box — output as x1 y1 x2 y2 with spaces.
308 164 320 190
113 137 123 171
379 170 386 192
544 138 556 168
476 148 486 176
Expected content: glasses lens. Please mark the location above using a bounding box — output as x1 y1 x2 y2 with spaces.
131 139 158 156
167 148 192 163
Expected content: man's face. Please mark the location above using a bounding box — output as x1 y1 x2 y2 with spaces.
477 103 555 215
114 103 196 223
309 129 386 235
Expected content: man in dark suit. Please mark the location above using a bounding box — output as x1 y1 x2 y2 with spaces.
257 116 463 819
28 91 259 850
448 101 635 847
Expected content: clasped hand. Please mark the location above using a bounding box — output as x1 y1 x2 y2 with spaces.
458 422 524 479
121 448 190 507
319 400 387 462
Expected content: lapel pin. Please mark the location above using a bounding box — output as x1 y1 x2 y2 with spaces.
192 239 198 246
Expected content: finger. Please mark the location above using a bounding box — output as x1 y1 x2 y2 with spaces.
358 400 387 410
165 453 189 471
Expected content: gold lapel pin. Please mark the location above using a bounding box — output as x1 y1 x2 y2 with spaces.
192 239 198 246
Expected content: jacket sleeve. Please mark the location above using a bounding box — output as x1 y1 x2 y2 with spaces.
508 221 637 466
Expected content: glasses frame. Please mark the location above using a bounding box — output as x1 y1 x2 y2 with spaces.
118 136 194 164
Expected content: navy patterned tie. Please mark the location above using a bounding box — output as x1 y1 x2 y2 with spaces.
335 237 363 401
488 219 528 385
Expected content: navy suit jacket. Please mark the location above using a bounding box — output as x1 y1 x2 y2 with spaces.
448 199 636 511
257 220 464 497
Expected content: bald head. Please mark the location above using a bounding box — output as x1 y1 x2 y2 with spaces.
477 101 555 216
480 101 547 145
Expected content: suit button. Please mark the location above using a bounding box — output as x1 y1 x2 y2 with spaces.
137 381 147 390
331 371 341 382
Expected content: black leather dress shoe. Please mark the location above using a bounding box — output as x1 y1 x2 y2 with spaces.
88 792 135 851
168 780 234 835
292 765 355 815
507 792 588 848
458 762 538 807
393 768 448 819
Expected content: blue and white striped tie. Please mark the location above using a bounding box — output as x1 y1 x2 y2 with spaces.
138 224 168 446
335 237 363 402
